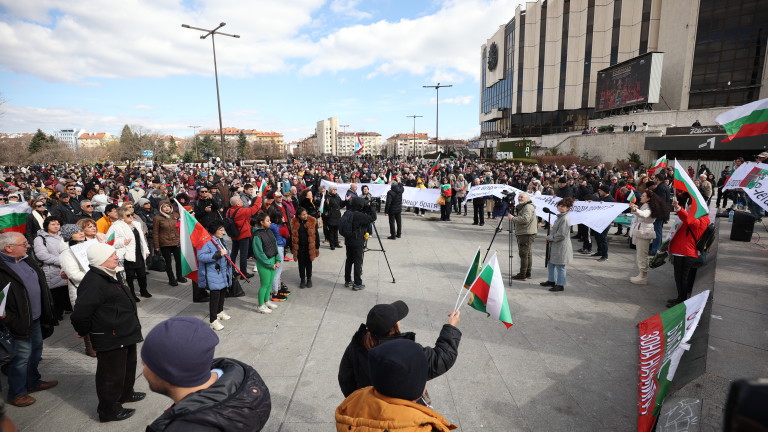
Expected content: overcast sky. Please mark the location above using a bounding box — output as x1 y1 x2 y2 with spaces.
0 0 522 143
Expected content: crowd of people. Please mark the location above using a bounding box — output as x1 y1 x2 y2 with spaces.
0 151 763 429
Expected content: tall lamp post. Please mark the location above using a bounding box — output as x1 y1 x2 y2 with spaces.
422 83 452 154
181 22 239 164
188 125 201 159
406 115 422 157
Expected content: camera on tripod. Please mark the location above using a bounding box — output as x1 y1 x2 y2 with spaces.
500 189 516 204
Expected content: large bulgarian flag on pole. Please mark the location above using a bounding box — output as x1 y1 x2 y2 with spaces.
175 199 212 283
637 290 709 432
647 154 667 177
0 202 32 234
715 97 768 142
673 159 709 219
429 153 441 176
467 253 513 328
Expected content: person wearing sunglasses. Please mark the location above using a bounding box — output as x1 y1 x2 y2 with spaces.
106 207 150 301
0 193 8 205
76 200 102 221
25 198 49 246
49 191 78 224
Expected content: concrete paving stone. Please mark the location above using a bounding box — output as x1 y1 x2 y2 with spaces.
510 378 601 432
559 378 636 431
258 375 300 431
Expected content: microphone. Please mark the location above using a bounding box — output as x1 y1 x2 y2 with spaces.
543 207 556 214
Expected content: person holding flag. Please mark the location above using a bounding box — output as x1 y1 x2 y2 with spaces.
629 191 668 285
197 221 233 331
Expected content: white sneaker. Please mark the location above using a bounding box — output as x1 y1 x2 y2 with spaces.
209 319 224 331
266 301 278 309
257 305 272 314
217 311 231 321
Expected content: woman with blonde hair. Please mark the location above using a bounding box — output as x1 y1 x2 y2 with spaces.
106 207 150 300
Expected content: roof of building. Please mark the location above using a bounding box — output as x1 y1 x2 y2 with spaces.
387 133 429 140
200 128 284 137
78 132 108 139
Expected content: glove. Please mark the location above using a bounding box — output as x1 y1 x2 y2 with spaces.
213 250 222 260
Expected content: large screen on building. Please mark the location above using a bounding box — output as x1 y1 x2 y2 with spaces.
595 52 663 112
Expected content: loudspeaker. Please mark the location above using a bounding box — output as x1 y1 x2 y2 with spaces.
730 211 755 242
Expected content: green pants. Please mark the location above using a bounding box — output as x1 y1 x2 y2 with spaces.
256 257 276 306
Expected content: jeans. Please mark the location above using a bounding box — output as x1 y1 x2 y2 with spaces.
650 219 665 254
230 237 251 273
547 263 567 286
272 246 284 293
8 319 44 399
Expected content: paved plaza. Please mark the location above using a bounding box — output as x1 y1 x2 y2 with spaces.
4 209 766 431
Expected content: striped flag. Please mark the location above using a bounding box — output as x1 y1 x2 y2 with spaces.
463 247 481 289
648 154 667 177
673 159 709 219
627 189 637 203
0 202 32 234
715 97 768 142
354 134 364 154
258 178 268 195
429 153 441 175
106 232 116 245
0 283 9 318
176 199 212 282
318 193 326 214
468 253 513 328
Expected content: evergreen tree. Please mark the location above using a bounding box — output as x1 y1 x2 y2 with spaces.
28 129 48 153
237 131 247 158
199 134 217 157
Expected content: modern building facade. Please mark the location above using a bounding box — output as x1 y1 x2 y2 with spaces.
480 0 768 140
316 117 339 155
52 129 84 150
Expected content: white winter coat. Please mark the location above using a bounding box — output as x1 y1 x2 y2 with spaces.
107 220 149 263
59 240 87 308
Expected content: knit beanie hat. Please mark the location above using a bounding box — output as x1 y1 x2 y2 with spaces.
368 339 427 401
141 317 219 388
60 224 82 242
136 198 150 207
87 243 116 266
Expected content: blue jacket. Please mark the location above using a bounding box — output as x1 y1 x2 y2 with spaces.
269 223 287 248
197 238 232 291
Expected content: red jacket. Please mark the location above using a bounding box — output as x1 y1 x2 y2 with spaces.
227 197 263 240
670 208 709 258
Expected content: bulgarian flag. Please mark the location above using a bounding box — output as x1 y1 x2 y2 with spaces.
637 290 709 432
0 202 31 234
429 153 441 175
467 253 513 328
627 189 637 203
648 154 667 177
673 159 709 219
715 97 768 142
258 178 268 195
176 199 212 282
462 247 481 289
318 193 326 214
106 232 116 246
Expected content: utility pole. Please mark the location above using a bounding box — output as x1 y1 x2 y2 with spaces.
406 115 422 157
188 125 201 159
422 83 452 154
181 22 240 164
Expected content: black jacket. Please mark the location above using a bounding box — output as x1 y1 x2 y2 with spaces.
340 198 376 247
50 201 79 224
70 267 143 352
0 256 58 338
385 183 404 214
338 323 462 397
194 198 220 228
323 193 343 226
146 358 271 432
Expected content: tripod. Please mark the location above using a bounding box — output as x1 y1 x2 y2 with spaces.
363 221 396 283
482 202 515 284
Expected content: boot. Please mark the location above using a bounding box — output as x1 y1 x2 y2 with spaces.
306 278 313 288
83 334 97 357
299 279 306 289
630 272 648 285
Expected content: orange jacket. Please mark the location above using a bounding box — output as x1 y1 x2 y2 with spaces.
335 387 456 432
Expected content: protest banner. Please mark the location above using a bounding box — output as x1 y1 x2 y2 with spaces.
320 180 441 211
637 291 709 432
722 162 768 212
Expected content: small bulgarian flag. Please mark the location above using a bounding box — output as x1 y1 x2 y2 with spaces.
673 159 709 219
0 283 10 318
429 153 441 175
318 193 326 214
627 189 637 203
715 97 768 142
176 199 212 283
648 154 667 177
258 178 268 195
106 232 116 245
468 253 513 328
0 202 31 234
637 290 709 432
463 247 481 289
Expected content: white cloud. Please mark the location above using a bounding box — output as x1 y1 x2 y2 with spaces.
0 0 521 83
442 96 474 105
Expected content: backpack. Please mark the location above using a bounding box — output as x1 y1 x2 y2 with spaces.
339 210 355 238
223 208 242 238
690 223 717 254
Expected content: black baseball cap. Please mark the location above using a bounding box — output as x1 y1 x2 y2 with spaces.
366 301 409 337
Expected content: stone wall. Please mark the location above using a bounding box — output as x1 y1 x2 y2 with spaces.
589 107 731 130
539 131 662 165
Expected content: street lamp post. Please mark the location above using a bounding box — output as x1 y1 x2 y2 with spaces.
181 22 240 164
422 83 452 154
406 115 422 157
188 125 201 160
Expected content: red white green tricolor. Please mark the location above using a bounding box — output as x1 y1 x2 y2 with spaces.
176 199 212 283
715 97 768 142
467 253 513 328
636 290 709 432
0 202 31 234
429 153 441 175
673 159 709 219
648 154 667 177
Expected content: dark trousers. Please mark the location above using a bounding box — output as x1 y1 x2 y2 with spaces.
298 252 312 280
344 245 364 285
516 234 535 275
230 237 251 272
672 255 699 302
440 202 451 221
473 200 484 225
578 224 592 250
160 245 183 281
208 290 226 322
388 213 402 237
124 262 148 295
322 217 330 242
716 189 729 208
50 286 72 319
593 226 610 258
328 225 340 248
96 344 137 421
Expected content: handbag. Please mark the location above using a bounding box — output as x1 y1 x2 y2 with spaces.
0 329 13 366
437 196 446 206
225 272 246 298
149 254 167 272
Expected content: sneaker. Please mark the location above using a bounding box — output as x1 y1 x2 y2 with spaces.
590 252 601 257
283 256 293 262
548 285 564 292
257 305 272 314
344 281 353 288
598 257 608 262
210 319 224 331
539 280 555 287
579 249 592 255
352 283 365 291
216 311 231 321
266 301 279 309
279 286 291 295
271 294 286 302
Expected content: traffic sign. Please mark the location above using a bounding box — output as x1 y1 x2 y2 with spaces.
142 150 154 157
